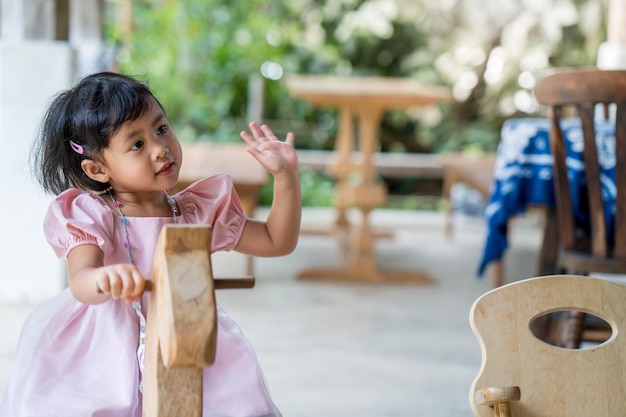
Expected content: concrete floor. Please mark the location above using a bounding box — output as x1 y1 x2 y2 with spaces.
0 207 545 417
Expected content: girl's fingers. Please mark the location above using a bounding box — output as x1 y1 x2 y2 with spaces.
108 276 123 298
249 122 266 142
94 266 146 302
96 279 109 295
242 122 295 146
120 271 144 301
240 123 265 145
260 124 278 140
239 131 253 145
131 274 146 299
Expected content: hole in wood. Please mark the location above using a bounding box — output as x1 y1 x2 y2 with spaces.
530 310 612 349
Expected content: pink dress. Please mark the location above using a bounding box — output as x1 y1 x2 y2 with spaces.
0 175 281 417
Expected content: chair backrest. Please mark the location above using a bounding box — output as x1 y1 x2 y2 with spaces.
469 274 626 417
534 68 626 261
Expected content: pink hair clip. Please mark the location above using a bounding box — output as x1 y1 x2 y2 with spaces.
69 140 84 155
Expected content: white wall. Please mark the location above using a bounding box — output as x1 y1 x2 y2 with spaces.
0 41 74 303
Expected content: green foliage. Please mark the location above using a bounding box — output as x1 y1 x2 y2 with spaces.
258 168 335 207
108 0 608 206
113 0 605 153
114 0 300 142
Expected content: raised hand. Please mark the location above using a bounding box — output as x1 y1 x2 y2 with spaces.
239 122 299 177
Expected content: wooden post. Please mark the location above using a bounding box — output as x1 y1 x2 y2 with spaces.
54 0 69 40
142 225 254 417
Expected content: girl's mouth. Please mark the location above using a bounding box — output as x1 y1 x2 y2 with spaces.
156 162 175 176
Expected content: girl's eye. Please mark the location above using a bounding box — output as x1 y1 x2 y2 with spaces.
130 141 144 151
157 125 169 135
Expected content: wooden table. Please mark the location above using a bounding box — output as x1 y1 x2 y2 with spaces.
285 75 452 283
478 117 616 288
172 142 268 275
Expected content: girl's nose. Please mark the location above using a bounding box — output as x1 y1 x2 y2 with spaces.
153 139 169 159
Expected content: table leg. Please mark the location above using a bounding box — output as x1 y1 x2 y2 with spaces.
490 261 505 288
298 106 433 284
328 107 356 229
300 107 392 242
489 207 558 288
530 209 565 346
537 207 560 276
299 107 354 240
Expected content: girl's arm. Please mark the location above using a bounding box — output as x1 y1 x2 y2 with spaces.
235 122 302 257
67 244 147 304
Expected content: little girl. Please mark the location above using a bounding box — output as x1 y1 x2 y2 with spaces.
0 72 301 417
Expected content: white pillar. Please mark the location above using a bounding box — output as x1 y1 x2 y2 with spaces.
70 0 106 76
0 0 26 41
0 0 75 303
597 0 626 69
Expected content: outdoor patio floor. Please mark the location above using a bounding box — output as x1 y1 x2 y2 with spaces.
0 207 546 417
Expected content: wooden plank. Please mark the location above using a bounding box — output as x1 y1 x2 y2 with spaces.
296 149 444 178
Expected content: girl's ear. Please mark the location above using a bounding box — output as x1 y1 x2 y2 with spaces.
80 159 110 184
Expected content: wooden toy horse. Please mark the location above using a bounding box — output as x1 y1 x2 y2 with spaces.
469 274 626 417
142 225 254 417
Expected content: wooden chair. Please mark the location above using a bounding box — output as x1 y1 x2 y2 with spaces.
534 68 626 348
441 153 496 238
142 224 255 417
469 274 626 417
440 153 501 286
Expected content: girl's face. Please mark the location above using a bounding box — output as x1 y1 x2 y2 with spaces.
100 97 182 196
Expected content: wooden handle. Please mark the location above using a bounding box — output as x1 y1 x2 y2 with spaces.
142 276 255 292
214 276 256 289
475 386 521 406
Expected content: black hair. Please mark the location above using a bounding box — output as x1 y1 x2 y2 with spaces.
30 71 164 195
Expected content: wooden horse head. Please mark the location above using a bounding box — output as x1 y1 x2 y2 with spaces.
142 225 254 417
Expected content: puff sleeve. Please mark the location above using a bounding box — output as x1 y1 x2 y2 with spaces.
176 174 247 252
43 189 116 261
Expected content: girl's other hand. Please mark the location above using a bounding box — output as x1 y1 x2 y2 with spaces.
94 264 147 303
239 122 299 177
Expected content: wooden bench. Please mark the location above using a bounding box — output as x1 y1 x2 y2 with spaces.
296 149 444 179
297 150 496 228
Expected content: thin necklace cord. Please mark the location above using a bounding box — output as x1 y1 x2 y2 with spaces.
106 189 178 393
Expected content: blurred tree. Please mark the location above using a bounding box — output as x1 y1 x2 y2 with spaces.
109 0 607 153
110 0 301 142
279 0 607 153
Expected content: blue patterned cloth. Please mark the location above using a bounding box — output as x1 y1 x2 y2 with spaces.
477 117 616 277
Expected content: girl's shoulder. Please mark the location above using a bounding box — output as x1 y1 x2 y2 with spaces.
44 189 115 259
174 174 246 243
52 188 111 216
174 173 235 202
46 188 113 230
